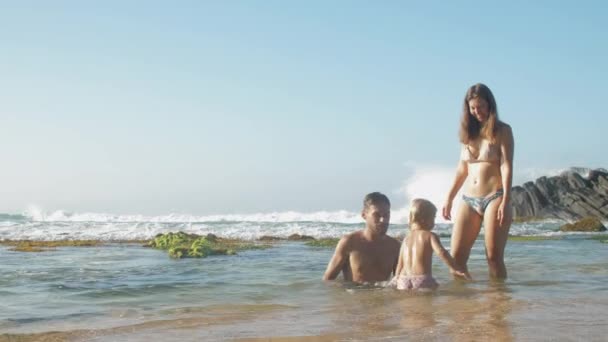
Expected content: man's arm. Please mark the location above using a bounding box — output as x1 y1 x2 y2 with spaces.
430 233 471 279
322 236 350 280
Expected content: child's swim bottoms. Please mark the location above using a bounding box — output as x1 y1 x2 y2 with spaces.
391 274 438 290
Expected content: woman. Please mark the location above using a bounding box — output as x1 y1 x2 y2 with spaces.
442 83 514 279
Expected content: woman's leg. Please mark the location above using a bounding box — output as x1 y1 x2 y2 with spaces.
483 197 512 279
450 202 482 276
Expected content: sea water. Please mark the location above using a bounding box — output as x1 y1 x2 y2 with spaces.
1 213 607 341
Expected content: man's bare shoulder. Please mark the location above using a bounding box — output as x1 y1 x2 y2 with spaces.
382 235 401 249
343 230 364 241
337 230 364 248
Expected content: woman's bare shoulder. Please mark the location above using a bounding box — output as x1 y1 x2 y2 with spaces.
497 121 513 139
497 120 511 130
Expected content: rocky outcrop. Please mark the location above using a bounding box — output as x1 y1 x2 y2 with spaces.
511 168 608 221
287 234 315 241
559 217 607 232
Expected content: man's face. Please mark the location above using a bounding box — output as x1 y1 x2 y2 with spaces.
362 203 391 235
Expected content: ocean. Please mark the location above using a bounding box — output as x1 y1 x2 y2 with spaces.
1 211 607 341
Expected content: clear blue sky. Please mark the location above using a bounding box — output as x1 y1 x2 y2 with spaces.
1 1 606 215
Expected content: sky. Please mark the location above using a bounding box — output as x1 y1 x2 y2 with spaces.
1 1 607 216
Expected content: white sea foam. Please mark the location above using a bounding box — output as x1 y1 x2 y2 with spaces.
0 218 577 242
2 165 596 241
395 163 462 223
21 208 369 224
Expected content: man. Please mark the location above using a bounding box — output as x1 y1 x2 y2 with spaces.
323 192 401 283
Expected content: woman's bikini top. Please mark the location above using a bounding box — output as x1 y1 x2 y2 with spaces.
460 140 501 163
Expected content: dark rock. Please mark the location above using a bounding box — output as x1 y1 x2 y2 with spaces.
511 168 608 221
287 234 315 241
559 217 607 232
258 235 282 241
205 233 218 242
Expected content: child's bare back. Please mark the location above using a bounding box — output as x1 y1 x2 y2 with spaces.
390 199 469 290
401 229 442 276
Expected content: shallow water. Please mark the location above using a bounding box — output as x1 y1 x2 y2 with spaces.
2 232 608 341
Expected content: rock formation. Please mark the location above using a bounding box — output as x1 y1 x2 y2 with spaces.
511 168 608 221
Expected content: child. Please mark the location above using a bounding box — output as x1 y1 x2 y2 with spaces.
390 198 470 290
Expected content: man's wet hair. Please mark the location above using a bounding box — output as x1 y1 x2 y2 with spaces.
363 192 390 210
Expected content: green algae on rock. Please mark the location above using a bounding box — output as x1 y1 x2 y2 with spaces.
305 238 340 248
559 217 607 232
508 235 561 242
148 232 271 259
258 235 284 241
0 240 103 252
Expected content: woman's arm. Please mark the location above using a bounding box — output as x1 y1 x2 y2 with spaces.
442 158 468 220
498 124 514 225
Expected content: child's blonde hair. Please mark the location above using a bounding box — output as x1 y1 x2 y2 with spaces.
409 199 437 226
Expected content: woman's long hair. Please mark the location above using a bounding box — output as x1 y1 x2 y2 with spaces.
459 83 500 144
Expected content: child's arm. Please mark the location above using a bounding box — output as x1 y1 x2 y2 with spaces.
430 233 472 280
322 236 350 280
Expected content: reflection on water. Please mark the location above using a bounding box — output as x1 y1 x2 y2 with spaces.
440 284 515 342
318 281 518 341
